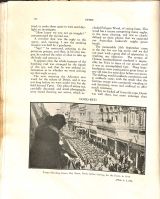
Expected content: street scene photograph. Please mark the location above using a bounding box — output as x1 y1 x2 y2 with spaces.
29 102 146 175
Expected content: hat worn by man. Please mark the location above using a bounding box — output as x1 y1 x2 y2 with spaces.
45 114 66 130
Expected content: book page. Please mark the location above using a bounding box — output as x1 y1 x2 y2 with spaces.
1 1 159 199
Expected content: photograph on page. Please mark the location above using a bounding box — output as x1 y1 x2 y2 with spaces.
29 102 146 175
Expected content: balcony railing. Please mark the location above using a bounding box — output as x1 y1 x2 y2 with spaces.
96 124 116 133
96 121 145 131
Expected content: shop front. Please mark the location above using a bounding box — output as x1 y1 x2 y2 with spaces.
108 138 115 155
129 143 145 173
116 140 128 155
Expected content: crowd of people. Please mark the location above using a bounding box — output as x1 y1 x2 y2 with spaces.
29 113 144 175
62 127 145 174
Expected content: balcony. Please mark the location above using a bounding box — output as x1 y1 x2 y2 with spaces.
96 121 132 132
96 123 116 133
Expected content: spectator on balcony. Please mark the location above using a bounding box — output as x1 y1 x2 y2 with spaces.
29 114 68 169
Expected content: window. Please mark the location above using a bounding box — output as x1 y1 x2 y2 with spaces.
100 108 103 113
124 116 126 123
115 115 118 122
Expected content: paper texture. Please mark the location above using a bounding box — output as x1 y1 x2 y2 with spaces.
1 1 159 199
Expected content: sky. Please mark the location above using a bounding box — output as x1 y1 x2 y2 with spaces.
44 103 61 115
44 103 70 116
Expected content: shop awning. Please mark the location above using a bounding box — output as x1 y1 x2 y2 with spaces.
116 132 145 146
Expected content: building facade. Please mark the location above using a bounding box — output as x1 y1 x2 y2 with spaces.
30 103 49 148
69 103 146 171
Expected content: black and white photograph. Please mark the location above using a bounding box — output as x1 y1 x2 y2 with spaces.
29 102 146 175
